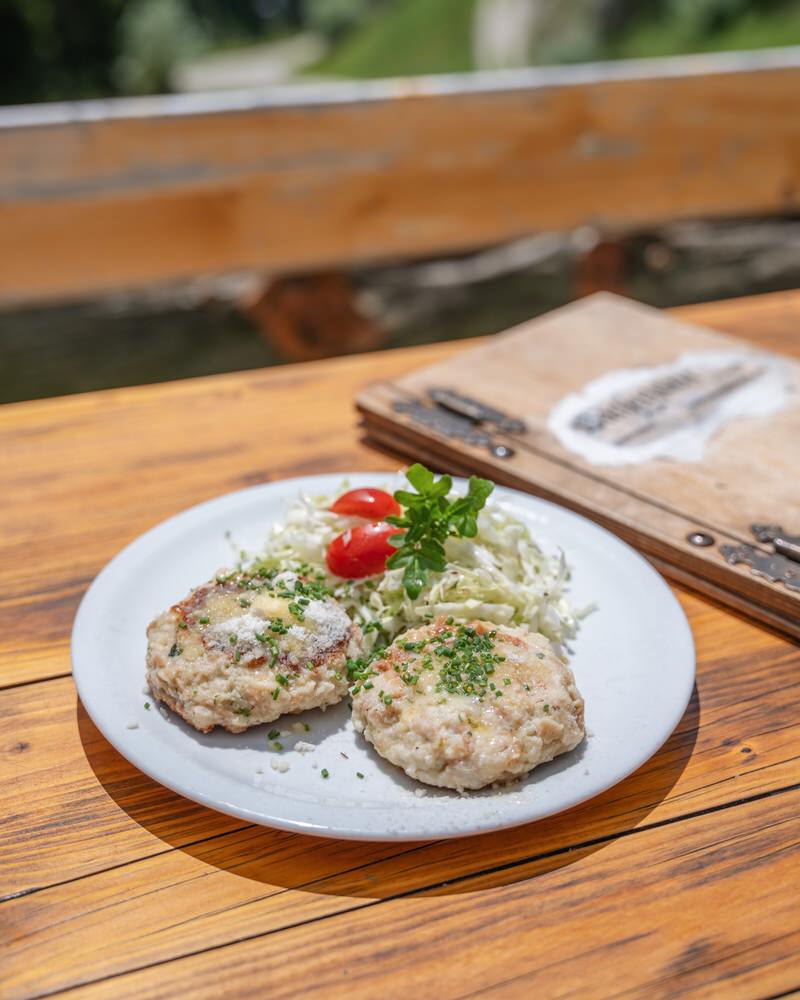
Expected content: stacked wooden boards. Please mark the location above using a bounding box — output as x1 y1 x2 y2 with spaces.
358 293 800 638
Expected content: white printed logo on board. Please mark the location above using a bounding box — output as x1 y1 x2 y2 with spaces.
548 350 792 466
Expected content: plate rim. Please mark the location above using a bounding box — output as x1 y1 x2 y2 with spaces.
71 473 696 841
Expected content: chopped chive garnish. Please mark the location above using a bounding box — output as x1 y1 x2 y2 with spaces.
321 768 330 779
268 729 280 740
356 772 364 779
431 624 506 699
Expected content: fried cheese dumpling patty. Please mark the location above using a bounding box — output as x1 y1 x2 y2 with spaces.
146 569 359 733
351 618 584 790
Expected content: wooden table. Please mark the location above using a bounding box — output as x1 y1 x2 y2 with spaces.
3 290 799 999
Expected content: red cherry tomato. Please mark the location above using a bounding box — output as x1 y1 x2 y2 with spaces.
326 522 402 578
330 487 401 520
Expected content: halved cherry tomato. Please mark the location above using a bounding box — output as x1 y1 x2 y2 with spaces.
330 487 401 520
326 522 402 578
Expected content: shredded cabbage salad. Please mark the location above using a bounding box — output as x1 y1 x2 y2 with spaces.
256 484 583 655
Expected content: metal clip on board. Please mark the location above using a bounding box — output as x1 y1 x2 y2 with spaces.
392 387 524 459
720 524 800 592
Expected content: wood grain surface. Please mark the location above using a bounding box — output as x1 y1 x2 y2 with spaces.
2 291 800 999
3 48 800 303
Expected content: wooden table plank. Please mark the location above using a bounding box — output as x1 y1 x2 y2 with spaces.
51 788 800 1000
3 290 800 1000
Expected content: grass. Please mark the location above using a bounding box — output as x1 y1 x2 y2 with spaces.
306 0 800 81
612 5 800 60
307 0 476 78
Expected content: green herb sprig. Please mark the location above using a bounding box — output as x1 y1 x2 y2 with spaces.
385 464 493 599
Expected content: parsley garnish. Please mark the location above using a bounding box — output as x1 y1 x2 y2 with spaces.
385 464 493 599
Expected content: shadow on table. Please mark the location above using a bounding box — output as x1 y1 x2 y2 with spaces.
78 686 699 900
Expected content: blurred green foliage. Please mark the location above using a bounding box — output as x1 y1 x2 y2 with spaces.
0 0 124 103
2 0 800 105
305 0 379 41
0 0 297 104
114 0 204 94
530 0 800 64
308 0 475 75
316 0 800 78
611 0 800 59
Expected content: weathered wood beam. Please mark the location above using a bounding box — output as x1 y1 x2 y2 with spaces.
1 47 800 303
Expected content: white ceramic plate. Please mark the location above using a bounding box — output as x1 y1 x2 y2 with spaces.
72 473 695 841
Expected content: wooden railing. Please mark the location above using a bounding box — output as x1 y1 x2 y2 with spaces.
1 46 800 305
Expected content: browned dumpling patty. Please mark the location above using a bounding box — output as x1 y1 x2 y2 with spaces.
351 618 584 790
146 569 359 733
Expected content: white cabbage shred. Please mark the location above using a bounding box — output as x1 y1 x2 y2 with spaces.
258 488 583 655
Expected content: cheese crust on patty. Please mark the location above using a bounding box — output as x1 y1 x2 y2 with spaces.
351 618 584 790
146 569 359 733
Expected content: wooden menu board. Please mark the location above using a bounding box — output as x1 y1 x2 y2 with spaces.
357 293 800 639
